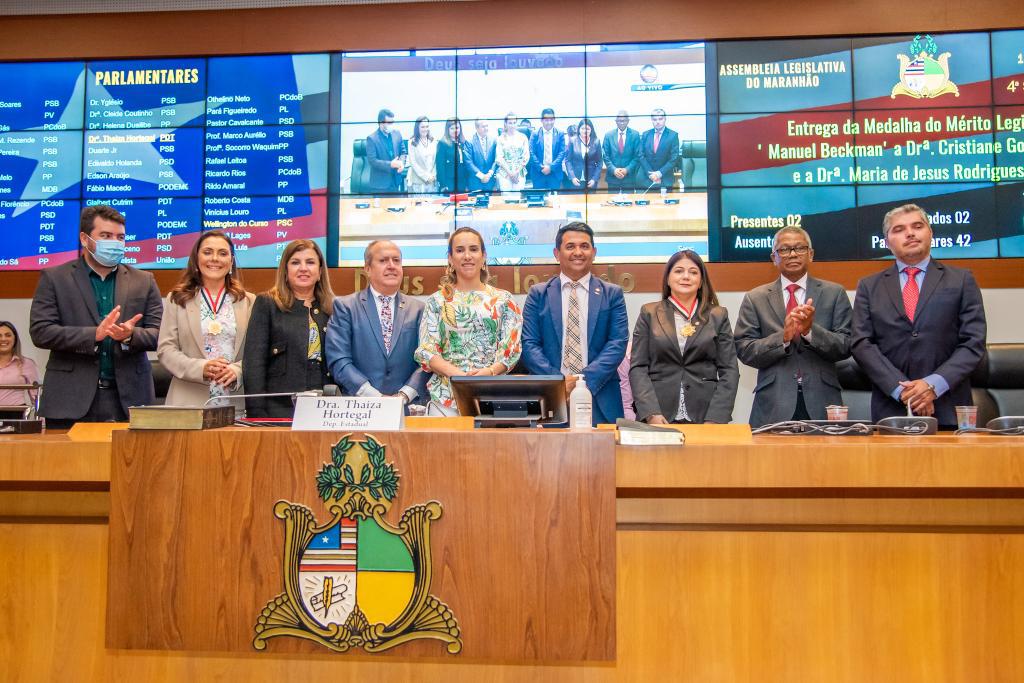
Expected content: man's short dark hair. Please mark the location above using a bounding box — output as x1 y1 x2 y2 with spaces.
555 221 595 249
541 108 555 118
378 108 394 124
80 205 126 235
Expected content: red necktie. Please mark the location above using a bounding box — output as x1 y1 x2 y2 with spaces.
786 283 800 314
653 131 661 154
902 267 920 321
618 132 625 153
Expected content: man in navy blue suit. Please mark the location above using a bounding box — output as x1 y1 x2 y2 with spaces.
326 240 427 408
466 118 497 192
602 110 642 192
528 108 566 190
851 204 986 427
639 108 680 190
364 108 405 193
521 221 629 425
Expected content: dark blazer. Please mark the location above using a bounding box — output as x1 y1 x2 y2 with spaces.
325 289 428 402
564 137 603 189
242 293 332 417
436 139 469 194
521 275 628 425
528 127 567 188
364 127 404 193
465 134 497 191
851 261 986 426
630 301 739 424
29 257 163 420
601 127 642 190
639 127 680 188
734 276 852 426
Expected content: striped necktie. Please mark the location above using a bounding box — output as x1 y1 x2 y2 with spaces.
564 282 583 375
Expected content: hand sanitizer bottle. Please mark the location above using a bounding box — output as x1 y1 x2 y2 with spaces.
569 375 593 429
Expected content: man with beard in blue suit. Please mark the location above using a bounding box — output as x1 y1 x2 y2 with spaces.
521 222 628 425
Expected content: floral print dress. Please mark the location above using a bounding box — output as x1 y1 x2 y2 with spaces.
415 285 523 409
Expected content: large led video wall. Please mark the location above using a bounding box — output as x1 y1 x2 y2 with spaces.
716 30 1024 260
336 43 708 266
0 54 329 270
1 28 1023 271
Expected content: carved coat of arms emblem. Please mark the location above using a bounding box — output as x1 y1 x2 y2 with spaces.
253 434 462 654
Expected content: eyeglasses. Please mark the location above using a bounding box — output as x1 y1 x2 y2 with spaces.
774 246 811 257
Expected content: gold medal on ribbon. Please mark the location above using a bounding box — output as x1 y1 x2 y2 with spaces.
680 322 697 337
208 320 223 335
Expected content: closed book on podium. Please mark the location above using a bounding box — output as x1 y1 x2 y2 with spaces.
129 405 234 430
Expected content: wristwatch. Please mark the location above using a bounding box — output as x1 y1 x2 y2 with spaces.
925 381 936 395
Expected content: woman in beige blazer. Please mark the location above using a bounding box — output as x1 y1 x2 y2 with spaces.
158 231 255 408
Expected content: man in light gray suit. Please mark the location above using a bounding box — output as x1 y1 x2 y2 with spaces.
325 240 427 407
733 225 852 426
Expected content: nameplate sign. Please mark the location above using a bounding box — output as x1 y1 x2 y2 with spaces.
291 396 404 431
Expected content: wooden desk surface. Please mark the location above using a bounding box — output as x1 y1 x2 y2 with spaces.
3 428 1023 680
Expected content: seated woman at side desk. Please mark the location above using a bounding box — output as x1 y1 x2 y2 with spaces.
630 249 739 424
244 240 336 418
415 227 522 413
157 231 255 408
0 320 39 407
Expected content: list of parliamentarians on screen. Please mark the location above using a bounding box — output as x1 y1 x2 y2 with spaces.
203 125 324 196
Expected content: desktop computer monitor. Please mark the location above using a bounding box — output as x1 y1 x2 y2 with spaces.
450 375 567 428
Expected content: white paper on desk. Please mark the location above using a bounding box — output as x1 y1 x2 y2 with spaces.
291 396 404 431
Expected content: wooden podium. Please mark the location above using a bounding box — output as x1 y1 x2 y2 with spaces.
105 429 616 661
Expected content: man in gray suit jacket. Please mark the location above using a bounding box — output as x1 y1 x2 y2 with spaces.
601 110 641 192
29 205 163 426
325 240 428 407
734 225 852 426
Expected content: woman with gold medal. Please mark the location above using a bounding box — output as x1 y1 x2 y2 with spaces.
158 231 255 408
629 249 739 424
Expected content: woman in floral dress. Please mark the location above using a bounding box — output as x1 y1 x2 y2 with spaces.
494 112 530 191
415 227 522 411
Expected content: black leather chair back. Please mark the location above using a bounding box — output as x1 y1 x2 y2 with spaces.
351 138 370 194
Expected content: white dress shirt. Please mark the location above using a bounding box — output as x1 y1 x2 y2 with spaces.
559 272 591 374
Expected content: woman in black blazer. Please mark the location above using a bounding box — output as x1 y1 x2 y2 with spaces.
629 249 739 424
243 239 336 417
435 117 469 194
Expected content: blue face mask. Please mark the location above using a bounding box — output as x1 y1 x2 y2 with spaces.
86 235 125 267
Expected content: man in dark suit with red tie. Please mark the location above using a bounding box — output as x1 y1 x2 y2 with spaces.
639 108 679 190
851 204 987 427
